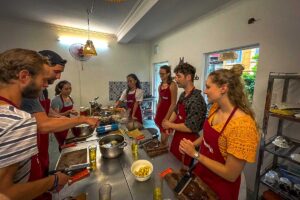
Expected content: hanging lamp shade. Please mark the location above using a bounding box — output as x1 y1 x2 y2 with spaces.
83 40 97 56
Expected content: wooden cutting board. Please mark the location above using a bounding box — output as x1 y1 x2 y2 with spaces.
127 129 143 139
164 169 218 200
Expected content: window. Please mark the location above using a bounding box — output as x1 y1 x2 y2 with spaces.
205 45 259 103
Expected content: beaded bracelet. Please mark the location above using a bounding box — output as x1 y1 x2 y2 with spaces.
48 174 58 191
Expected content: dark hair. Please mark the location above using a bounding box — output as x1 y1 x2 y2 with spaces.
126 73 141 95
0 48 49 84
160 65 173 85
174 62 196 82
55 80 71 95
209 68 255 119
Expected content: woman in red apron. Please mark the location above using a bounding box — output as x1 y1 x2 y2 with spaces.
154 65 177 145
52 81 78 150
179 68 259 200
116 74 143 124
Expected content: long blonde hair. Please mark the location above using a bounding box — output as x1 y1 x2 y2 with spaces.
209 67 255 120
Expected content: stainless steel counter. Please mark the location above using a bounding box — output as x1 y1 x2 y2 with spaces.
53 129 182 200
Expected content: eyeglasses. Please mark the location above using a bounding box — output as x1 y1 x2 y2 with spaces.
159 73 167 75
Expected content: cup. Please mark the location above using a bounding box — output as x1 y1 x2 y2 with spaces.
88 144 97 170
99 183 112 200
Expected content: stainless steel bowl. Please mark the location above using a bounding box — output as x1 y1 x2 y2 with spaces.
126 120 143 131
71 124 94 137
99 134 127 159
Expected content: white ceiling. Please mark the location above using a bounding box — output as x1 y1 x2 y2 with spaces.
0 0 234 43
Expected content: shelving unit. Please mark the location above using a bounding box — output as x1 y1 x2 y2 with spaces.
141 97 156 120
254 72 300 199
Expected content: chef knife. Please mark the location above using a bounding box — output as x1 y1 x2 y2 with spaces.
174 161 198 195
48 163 90 175
138 134 159 147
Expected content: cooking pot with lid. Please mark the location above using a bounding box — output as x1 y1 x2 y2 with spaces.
99 134 127 158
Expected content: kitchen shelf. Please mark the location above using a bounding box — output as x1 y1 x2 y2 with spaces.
264 136 300 165
269 112 300 123
141 97 156 120
254 72 300 199
260 166 300 200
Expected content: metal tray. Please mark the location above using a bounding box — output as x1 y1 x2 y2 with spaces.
55 148 89 171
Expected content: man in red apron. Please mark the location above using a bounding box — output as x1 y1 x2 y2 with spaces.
22 50 99 200
0 48 69 199
162 61 206 166
28 90 52 200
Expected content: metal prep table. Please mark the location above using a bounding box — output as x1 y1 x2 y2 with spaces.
52 129 182 200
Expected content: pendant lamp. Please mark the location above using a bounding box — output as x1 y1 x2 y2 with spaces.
83 0 97 56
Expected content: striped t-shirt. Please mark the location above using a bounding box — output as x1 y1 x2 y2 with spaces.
0 105 38 183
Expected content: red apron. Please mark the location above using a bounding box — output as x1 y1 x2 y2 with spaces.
31 95 52 200
154 85 171 132
194 107 241 200
170 89 198 166
54 95 74 148
127 90 143 124
37 97 50 177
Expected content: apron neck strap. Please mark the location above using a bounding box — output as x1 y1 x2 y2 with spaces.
0 96 19 109
220 107 238 133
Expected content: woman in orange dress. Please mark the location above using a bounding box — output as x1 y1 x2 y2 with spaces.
179 67 259 200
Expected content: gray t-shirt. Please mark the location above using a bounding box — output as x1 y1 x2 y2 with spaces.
51 95 73 111
21 98 44 114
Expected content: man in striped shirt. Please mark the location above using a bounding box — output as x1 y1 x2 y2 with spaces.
0 49 69 200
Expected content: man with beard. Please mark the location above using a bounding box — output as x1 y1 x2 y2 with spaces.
20 50 99 200
0 48 69 199
162 60 207 166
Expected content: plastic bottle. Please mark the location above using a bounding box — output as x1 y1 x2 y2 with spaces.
96 123 119 134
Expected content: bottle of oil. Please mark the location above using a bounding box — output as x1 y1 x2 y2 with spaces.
153 174 162 200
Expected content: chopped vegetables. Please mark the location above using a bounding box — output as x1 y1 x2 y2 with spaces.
134 165 151 177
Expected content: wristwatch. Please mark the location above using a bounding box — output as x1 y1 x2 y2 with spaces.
193 151 200 159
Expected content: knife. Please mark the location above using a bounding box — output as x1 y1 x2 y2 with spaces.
174 161 198 195
138 134 159 147
48 163 90 175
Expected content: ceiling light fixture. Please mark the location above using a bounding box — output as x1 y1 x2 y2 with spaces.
83 0 97 56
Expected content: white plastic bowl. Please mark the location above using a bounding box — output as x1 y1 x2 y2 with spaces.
131 160 153 182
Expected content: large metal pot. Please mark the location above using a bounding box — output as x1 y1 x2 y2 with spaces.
99 134 127 159
71 124 94 137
